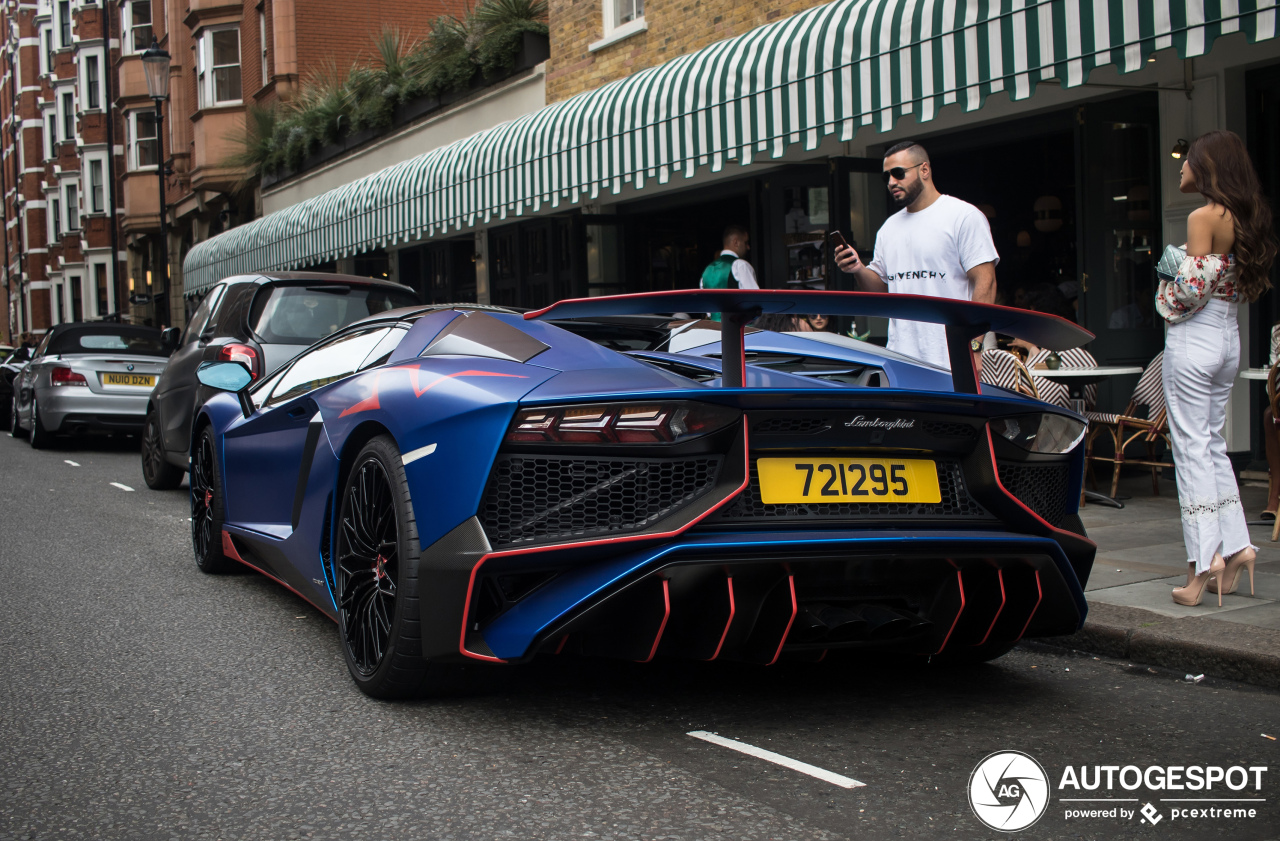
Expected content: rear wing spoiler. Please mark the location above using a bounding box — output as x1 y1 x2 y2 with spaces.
526 289 1094 393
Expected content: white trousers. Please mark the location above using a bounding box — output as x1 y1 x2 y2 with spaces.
1162 298 1253 574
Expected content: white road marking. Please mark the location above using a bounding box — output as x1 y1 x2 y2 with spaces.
64 460 80 467
110 482 134 492
401 443 437 465
686 731 866 789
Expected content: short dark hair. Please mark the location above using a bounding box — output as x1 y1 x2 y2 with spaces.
722 224 749 244
883 140 929 163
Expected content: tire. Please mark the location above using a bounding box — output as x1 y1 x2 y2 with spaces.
335 435 472 699
190 426 234 574
141 409 184 490
9 394 27 439
29 397 52 449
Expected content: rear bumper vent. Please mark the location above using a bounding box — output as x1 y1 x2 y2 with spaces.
480 454 722 548
996 461 1070 527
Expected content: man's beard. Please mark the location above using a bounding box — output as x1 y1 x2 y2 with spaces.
891 179 924 208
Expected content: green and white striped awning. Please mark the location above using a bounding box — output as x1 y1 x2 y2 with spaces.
183 0 1280 294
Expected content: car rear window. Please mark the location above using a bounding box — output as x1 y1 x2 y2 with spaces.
249 284 420 345
49 327 167 356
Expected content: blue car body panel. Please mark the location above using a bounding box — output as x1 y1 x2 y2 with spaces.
196 296 1097 673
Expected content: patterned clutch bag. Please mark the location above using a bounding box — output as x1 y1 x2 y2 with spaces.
1156 244 1186 282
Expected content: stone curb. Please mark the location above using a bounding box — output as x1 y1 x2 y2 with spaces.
1039 603 1280 691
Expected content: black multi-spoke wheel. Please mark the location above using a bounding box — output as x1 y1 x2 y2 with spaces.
190 427 233 573
141 409 184 490
335 435 473 699
28 397 52 449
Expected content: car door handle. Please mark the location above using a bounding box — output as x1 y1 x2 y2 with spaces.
288 406 311 419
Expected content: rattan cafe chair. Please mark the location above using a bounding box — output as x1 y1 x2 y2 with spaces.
1083 352 1169 499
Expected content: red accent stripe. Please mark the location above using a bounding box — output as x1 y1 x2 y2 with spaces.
637 579 672 663
816 649 828 663
706 576 736 661
554 635 569 655
933 570 966 655
221 530 337 623
1016 571 1045 641
338 372 382 418
986 426 1097 549
765 575 798 666
457 418 753 661
977 569 1008 647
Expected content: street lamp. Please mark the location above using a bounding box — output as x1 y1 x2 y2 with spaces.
141 39 171 326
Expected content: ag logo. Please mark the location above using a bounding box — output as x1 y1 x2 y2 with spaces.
968 751 1050 832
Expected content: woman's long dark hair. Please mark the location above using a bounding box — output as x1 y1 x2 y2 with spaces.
1186 130 1277 302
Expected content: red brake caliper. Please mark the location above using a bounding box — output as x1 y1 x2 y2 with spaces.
374 555 386 580
204 490 212 507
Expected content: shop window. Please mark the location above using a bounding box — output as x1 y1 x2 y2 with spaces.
782 186 829 289
123 0 153 55
129 111 158 169
198 27 242 107
523 226 549 276
94 262 110 316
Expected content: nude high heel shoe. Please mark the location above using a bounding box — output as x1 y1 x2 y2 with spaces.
1172 556 1227 607
1209 547 1256 597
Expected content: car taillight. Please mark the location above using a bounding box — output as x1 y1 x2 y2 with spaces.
505 402 740 444
50 366 87 387
218 344 260 380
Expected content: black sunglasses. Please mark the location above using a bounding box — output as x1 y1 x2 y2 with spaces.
881 162 925 183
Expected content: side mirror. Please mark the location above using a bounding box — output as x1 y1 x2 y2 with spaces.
196 361 254 417
160 326 181 352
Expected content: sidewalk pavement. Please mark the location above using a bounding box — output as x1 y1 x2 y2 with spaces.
1043 469 1280 689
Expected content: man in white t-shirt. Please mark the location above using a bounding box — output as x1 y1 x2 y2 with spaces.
834 141 998 369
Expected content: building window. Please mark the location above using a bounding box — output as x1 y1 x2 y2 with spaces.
70 275 83 322
197 27 242 107
52 282 63 324
58 1 71 47
615 0 644 26
123 0 153 55
40 27 53 75
592 0 647 51
61 92 74 142
129 111 159 169
51 198 61 241
65 183 79 231
89 159 105 212
45 113 56 158
259 10 268 86
94 262 110 317
84 55 101 109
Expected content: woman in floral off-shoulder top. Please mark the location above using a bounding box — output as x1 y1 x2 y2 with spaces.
1159 130 1277 607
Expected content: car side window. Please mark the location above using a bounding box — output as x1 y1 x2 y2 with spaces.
182 286 225 346
357 325 408 371
265 327 391 408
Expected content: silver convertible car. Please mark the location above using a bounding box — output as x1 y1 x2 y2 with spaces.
10 322 170 448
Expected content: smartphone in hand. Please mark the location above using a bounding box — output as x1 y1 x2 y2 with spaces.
828 230 849 251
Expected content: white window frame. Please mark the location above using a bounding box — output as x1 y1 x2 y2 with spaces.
63 180 80 232
44 110 57 159
197 25 243 108
92 261 113 317
86 154 107 214
121 0 153 56
80 49 105 112
48 196 61 243
259 10 268 86
590 0 647 52
52 280 64 324
38 25 53 76
128 110 160 171
59 89 75 143
56 0 71 48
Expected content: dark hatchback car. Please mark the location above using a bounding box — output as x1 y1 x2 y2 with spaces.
141 272 420 489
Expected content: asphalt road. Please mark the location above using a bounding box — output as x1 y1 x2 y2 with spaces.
1 432 1278 841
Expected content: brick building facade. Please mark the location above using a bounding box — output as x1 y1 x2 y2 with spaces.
546 0 830 102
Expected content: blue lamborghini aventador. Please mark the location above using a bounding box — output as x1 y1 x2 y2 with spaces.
190 289 1096 698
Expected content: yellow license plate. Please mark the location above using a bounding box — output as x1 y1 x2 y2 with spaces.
101 372 155 387
757 458 941 504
